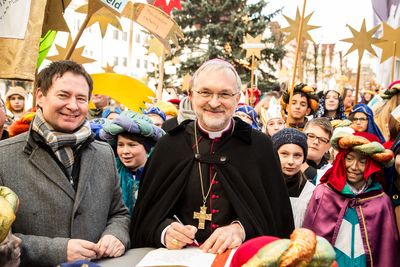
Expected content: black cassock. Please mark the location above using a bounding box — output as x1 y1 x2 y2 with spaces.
130 118 294 248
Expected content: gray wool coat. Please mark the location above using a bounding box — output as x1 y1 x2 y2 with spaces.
0 131 130 266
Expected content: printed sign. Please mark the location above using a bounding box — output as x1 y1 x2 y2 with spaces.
100 0 128 14
0 0 31 39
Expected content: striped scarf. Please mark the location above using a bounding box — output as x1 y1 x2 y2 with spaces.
31 109 92 175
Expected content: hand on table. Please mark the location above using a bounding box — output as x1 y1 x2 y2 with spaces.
97 234 125 258
67 239 99 261
201 223 244 254
165 222 197 249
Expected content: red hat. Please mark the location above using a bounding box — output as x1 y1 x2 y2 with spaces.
168 98 181 105
230 236 278 267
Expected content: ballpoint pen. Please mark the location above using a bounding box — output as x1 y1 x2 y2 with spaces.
173 214 200 246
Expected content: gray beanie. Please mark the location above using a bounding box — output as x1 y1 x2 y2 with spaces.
272 128 308 162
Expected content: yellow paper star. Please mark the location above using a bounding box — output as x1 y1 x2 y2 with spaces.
41 0 72 36
242 34 265 59
76 4 122 38
341 19 384 59
147 38 166 58
91 73 154 112
281 8 320 44
182 73 192 92
374 22 400 63
47 35 95 64
102 63 116 73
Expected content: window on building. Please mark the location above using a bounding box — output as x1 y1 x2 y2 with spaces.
144 59 148 69
114 57 119 66
113 30 119 39
122 32 128 41
136 59 141 68
135 34 141 43
122 57 128 67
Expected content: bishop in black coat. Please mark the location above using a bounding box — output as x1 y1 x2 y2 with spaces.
130 118 294 248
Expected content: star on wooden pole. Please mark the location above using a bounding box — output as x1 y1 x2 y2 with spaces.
47 35 95 64
102 63 116 73
375 23 400 62
241 34 266 104
242 34 265 59
76 3 122 38
374 22 400 82
340 19 385 100
41 0 72 36
281 7 320 44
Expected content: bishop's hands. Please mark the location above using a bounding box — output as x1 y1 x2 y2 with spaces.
165 222 198 249
201 223 244 254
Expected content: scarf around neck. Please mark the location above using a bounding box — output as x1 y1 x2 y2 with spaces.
31 109 92 175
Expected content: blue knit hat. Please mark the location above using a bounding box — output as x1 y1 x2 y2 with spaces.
272 128 308 162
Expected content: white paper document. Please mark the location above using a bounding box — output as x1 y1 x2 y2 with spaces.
136 247 216 267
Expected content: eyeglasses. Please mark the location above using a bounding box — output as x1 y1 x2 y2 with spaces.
193 90 239 100
351 117 368 122
306 133 330 144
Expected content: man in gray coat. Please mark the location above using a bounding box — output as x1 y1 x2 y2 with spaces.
0 60 130 266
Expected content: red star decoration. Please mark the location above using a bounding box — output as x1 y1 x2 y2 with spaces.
153 0 182 15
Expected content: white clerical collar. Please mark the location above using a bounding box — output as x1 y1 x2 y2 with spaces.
197 120 232 139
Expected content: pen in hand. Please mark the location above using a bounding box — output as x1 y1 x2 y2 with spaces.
173 215 200 246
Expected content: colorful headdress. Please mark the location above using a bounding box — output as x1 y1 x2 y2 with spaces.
154 101 178 117
321 127 394 191
101 106 122 119
0 186 19 243
349 103 385 143
235 105 260 130
281 83 319 115
330 119 352 129
144 107 166 121
381 80 400 100
231 228 336 267
99 110 165 151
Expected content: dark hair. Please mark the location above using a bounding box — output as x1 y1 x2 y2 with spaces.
35 60 93 98
303 117 333 138
118 132 155 153
293 91 309 107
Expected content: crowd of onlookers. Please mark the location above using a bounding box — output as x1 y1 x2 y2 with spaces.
1 59 400 266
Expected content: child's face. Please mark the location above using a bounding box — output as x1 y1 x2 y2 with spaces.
303 125 331 163
277 144 304 177
345 151 367 190
266 118 285 137
351 112 368 132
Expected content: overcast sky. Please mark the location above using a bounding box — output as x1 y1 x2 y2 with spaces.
265 0 374 49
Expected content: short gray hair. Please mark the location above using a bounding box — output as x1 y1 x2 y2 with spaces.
191 59 241 92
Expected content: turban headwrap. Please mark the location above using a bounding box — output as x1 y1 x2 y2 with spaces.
321 128 393 191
